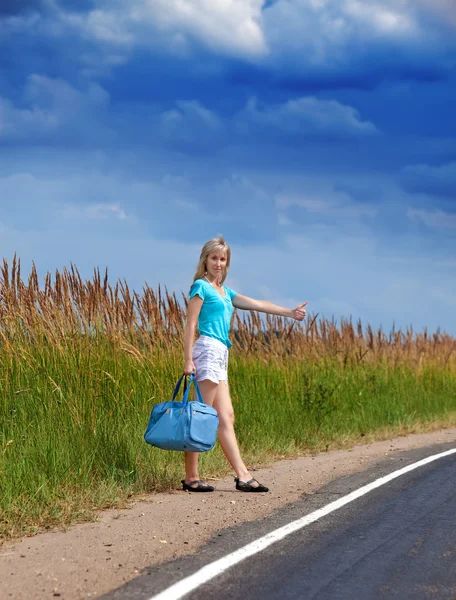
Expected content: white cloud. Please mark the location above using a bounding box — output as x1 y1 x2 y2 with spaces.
4 0 454 81
159 100 224 151
63 202 129 221
262 0 454 76
407 208 456 230
281 230 456 333
277 212 292 226
168 101 222 131
277 195 377 218
0 75 111 143
59 0 266 59
0 166 213 242
343 1 415 35
156 95 377 152
276 183 379 224
237 96 378 138
132 0 267 57
417 0 456 27
53 0 443 75
0 96 58 138
0 172 67 205
66 9 134 46
24 74 109 111
0 11 40 37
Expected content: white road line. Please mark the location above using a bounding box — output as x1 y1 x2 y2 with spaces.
149 447 456 600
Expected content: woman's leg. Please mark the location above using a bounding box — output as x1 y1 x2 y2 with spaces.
184 379 218 486
213 380 259 487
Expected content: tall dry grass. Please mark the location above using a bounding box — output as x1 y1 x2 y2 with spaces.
1 256 454 369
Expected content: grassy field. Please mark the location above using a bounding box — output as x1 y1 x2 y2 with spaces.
1 258 455 540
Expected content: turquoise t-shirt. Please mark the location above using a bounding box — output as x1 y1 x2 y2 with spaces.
189 279 237 348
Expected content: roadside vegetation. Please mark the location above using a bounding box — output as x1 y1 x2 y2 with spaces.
1 257 455 539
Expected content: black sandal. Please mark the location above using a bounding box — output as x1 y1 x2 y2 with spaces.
181 479 215 492
235 477 269 493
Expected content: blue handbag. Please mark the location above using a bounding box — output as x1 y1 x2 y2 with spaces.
144 373 219 452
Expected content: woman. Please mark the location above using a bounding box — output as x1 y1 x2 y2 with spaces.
182 235 307 492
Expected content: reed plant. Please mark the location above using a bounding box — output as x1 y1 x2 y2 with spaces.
1 257 455 539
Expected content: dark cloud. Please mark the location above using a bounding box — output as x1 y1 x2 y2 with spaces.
273 41 453 94
0 74 115 150
234 95 378 148
101 51 247 112
261 0 456 96
276 68 449 94
0 0 95 16
227 43 453 97
158 100 226 155
263 0 280 9
333 184 383 205
57 0 96 11
0 0 43 15
0 4 103 93
399 162 456 199
0 0 454 198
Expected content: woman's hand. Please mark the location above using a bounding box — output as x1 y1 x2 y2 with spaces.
291 301 308 321
184 359 196 376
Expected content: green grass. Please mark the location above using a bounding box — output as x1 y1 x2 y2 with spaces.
1 335 456 540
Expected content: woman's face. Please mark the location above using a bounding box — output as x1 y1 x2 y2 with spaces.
206 249 227 281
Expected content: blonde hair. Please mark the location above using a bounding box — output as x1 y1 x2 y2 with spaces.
193 235 231 285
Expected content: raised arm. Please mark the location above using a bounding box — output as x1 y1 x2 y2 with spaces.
232 294 308 321
184 295 203 375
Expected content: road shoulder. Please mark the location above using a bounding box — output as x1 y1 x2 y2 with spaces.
2 427 456 600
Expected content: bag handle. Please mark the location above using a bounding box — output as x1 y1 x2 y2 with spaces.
171 374 188 400
183 373 204 405
171 373 204 405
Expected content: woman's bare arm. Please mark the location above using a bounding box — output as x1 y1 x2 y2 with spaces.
232 294 307 321
183 295 203 375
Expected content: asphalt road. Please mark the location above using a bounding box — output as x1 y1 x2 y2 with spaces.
103 443 456 600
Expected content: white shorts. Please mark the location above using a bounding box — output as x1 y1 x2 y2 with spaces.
192 336 229 384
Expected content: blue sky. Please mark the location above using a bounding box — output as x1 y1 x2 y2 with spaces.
1 0 455 334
